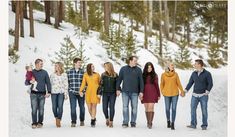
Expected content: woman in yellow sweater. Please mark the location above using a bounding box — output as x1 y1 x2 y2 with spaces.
79 63 100 127
160 62 185 130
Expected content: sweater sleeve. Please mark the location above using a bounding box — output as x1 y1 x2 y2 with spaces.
116 67 124 91
79 74 87 93
160 74 164 93
185 73 194 91
176 73 184 92
45 71 52 93
154 75 161 97
206 72 213 92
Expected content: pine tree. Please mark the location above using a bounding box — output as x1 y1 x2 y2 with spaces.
87 1 103 31
78 40 89 69
124 30 137 60
174 40 192 69
207 43 223 68
51 35 80 71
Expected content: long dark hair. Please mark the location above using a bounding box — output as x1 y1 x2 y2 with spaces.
86 63 94 76
143 62 157 84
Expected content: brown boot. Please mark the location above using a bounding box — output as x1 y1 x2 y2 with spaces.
56 118 61 127
146 112 151 128
149 112 154 129
106 119 110 127
109 121 113 128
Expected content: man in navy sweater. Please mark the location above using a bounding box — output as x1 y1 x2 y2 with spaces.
184 59 213 130
25 59 51 129
116 56 144 128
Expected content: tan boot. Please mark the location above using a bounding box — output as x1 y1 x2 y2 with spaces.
109 121 113 128
56 118 61 127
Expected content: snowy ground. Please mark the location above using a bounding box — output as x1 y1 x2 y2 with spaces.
9 7 227 137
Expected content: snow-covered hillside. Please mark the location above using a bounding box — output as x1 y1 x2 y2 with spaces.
9 6 227 137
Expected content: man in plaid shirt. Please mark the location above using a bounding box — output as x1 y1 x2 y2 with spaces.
67 58 85 127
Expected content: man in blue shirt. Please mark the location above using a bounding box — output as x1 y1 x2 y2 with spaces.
67 58 85 127
184 59 213 130
116 56 144 128
25 59 51 129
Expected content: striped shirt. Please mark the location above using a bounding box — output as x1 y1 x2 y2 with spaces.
67 68 85 93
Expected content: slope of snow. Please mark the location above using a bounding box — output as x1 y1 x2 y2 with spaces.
9 7 227 137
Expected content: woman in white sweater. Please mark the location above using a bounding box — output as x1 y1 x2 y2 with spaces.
50 62 68 128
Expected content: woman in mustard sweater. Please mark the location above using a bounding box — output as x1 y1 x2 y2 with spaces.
160 62 185 130
79 63 100 127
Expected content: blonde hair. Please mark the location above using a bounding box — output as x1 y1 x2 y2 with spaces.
165 61 175 71
104 62 117 77
55 62 64 74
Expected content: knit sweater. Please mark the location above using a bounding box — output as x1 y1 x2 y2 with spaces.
160 70 184 97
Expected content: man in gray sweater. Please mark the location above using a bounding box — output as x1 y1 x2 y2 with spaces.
116 56 144 128
25 59 51 129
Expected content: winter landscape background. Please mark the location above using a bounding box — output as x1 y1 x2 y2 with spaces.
9 1 227 137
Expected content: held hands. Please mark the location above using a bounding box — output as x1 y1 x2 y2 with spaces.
180 91 185 97
139 92 143 101
64 93 68 100
79 92 84 97
45 93 51 98
116 90 121 97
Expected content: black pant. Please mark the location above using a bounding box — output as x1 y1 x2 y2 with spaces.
102 92 116 121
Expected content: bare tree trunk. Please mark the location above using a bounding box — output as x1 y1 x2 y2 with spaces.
163 1 169 39
159 0 163 57
75 0 78 12
136 21 139 31
54 1 60 29
186 20 190 46
80 1 88 32
59 1 65 23
11 1 16 12
118 13 121 37
19 1 24 37
14 1 20 51
148 0 153 36
104 1 111 35
44 1 51 24
23 1 28 19
172 0 177 41
29 1 34 37
144 1 148 49
209 23 212 45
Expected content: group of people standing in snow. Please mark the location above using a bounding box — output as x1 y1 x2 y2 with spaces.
25 56 213 131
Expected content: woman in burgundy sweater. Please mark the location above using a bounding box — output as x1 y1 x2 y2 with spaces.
142 62 161 129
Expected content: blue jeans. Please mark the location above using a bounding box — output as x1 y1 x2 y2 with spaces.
51 93 64 120
164 95 179 123
30 93 45 125
191 95 208 128
122 91 138 125
102 92 116 121
69 92 85 124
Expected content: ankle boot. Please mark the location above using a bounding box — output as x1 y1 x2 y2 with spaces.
171 122 175 130
167 120 171 128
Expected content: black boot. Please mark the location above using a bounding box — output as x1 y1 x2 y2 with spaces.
167 120 171 128
171 122 175 130
91 118 96 127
